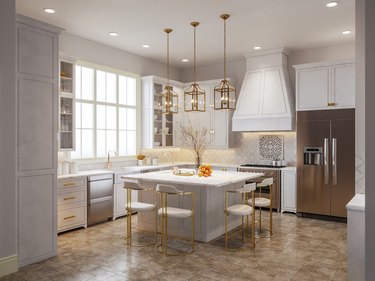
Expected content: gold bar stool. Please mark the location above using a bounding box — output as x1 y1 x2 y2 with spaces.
123 179 157 247
248 178 274 237
224 183 256 250
156 184 195 255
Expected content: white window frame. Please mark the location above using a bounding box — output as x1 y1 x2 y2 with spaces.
72 60 141 160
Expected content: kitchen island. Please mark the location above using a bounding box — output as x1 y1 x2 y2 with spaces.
123 170 263 242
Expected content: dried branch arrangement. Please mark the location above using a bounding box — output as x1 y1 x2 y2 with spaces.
178 118 209 167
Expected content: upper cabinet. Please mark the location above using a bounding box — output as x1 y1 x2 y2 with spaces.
141 77 236 149
176 79 236 149
294 60 355 111
59 58 75 150
141 76 184 148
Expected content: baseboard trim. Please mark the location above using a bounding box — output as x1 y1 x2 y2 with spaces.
0 255 18 278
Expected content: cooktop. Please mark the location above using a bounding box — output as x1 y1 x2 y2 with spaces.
239 164 286 168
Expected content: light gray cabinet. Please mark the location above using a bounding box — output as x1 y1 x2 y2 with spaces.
16 15 61 267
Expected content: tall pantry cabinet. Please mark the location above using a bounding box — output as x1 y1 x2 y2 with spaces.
16 15 61 266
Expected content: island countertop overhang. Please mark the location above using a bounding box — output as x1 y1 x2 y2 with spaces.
122 170 264 187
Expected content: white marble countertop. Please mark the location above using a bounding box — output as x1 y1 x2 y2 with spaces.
122 170 264 187
58 169 114 179
346 193 365 211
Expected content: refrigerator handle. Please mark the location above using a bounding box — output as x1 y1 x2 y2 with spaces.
324 138 329 185
332 138 337 185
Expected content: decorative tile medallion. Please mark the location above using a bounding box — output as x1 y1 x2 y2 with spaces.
259 135 284 161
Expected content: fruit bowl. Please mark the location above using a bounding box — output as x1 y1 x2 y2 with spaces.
198 164 213 177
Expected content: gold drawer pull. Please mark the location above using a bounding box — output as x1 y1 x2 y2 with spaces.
64 215 76 220
64 196 76 201
63 182 75 187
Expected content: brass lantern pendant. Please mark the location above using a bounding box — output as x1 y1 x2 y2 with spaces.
157 28 178 114
184 22 206 112
214 14 236 110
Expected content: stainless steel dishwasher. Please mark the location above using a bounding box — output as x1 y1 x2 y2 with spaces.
87 173 114 226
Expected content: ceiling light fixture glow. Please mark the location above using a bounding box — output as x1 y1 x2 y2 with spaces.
142 44 150 48
44 8 55 14
342 30 352 35
326 1 338 8
109 32 118 37
182 59 189 62
253 46 262 50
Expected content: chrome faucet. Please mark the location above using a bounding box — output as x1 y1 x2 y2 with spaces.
163 151 177 172
106 150 117 169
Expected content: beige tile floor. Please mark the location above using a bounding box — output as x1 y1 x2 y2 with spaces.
0 213 347 281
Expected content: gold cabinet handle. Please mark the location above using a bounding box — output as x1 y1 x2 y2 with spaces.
63 196 76 201
64 215 76 220
63 182 75 187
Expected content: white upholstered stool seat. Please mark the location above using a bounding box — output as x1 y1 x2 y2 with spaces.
224 183 256 250
156 184 195 255
249 197 271 208
123 179 157 247
125 202 156 212
226 204 253 216
248 177 274 237
158 207 192 218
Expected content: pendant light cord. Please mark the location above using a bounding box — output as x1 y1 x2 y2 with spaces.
224 17 227 80
194 24 196 83
167 31 170 85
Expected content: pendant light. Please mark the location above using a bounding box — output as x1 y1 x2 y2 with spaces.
214 14 236 110
157 28 178 114
184 22 206 112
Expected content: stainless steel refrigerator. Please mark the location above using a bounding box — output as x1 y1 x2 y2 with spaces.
297 109 355 218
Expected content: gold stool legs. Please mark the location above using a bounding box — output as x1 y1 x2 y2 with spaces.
158 192 194 255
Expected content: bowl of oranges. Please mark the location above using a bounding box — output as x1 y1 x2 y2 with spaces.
198 164 213 177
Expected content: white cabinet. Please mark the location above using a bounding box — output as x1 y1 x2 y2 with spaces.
59 59 75 150
294 60 355 111
57 177 87 232
16 15 60 266
142 76 184 148
281 167 296 213
175 79 236 149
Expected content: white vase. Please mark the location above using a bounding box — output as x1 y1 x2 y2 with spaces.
138 159 144 166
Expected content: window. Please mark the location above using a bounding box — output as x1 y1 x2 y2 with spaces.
71 62 140 159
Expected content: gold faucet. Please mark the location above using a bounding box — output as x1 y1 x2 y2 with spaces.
106 150 117 169
163 151 177 172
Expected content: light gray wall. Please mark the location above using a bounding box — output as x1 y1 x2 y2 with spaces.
361 0 375 279
181 59 246 91
288 43 355 90
181 43 355 94
60 32 182 81
0 0 16 260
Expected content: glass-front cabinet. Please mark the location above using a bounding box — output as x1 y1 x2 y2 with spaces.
59 59 75 150
142 76 183 148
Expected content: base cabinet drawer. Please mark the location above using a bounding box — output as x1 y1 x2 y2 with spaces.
58 205 86 232
58 190 86 207
58 178 86 189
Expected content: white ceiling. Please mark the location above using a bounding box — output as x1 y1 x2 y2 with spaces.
16 0 355 68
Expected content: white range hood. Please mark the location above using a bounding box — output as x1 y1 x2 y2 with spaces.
232 48 295 131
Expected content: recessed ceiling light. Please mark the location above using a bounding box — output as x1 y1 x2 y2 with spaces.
342 30 352 35
253 46 262 50
326 1 338 8
142 44 150 48
43 8 55 14
182 59 189 62
109 32 118 37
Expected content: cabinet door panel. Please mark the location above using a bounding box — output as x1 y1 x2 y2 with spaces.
333 64 355 108
212 109 228 148
18 78 55 171
297 67 329 110
18 26 54 78
18 174 55 264
282 171 296 212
